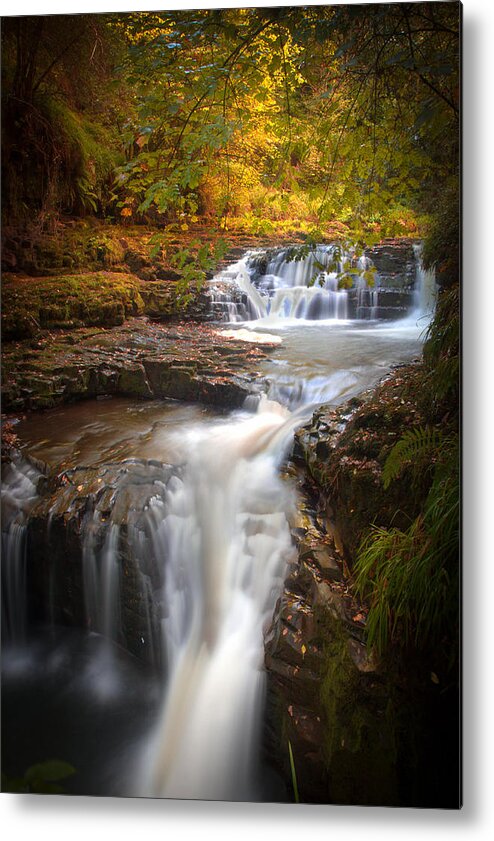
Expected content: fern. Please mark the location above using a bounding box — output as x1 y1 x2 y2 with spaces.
355 432 459 655
382 426 443 489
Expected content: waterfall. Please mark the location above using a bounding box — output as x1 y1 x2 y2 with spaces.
1 456 41 644
412 243 437 320
209 245 353 323
138 400 303 800
82 515 122 644
1 239 429 802
207 243 422 324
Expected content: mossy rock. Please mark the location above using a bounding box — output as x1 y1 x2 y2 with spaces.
1 272 144 339
118 365 153 399
317 610 399 806
86 235 126 268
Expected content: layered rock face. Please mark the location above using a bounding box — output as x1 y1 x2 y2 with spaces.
263 366 459 808
25 458 179 667
357 238 417 320
2 319 275 413
263 463 400 806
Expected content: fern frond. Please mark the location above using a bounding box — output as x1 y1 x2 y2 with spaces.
382 426 443 489
355 431 459 656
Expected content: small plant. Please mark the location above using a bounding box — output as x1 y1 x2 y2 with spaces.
146 232 230 308
422 284 460 415
354 429 459 655
287 740 300 804
281 238 378 290
2 760 75 794
381 425 444 489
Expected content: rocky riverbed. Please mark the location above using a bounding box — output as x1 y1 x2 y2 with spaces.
1 318 278 415
1 234 458 807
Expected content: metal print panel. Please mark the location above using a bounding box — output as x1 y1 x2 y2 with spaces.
1 1 461 807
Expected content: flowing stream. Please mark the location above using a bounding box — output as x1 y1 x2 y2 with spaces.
1 243 434 800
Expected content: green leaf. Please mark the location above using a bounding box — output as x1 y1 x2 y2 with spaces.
288 740 300 803
382 427 443 490
25 760 76 784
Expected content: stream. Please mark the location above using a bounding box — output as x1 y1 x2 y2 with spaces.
1 244 434 800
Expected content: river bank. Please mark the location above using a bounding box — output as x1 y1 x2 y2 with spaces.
1 235 459 806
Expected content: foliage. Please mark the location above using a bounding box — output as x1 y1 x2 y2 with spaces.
2 5 460 298
422 179 460 289
354 428 459 656
381 425 444 489
1 14 128 228
147 230 229 305
287 740 300 804
421 283 460 418
2 759 75 794
35 95 120 215
111 4 459 233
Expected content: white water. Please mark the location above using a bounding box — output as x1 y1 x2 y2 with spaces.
2 243 435 802
1 456 41 644
209 244 375 323
138 402 302 800
83 517 121 644
412 243 438 320
137 249 430 797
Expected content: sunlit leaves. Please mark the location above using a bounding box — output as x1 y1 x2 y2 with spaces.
109 3 458 234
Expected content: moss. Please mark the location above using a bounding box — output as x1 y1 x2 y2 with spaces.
317 608 399 805
117 366 153 399
85 235 127 268
1 272 144 339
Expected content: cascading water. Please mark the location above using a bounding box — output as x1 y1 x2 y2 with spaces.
82 518 121 645
208 241 433 326
412 242 438 321
1 455 41 644
138 401 302 800
2 241 435 801
209 244 376 324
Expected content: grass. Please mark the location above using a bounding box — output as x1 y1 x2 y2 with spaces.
354 430 459 655
288 740 300 804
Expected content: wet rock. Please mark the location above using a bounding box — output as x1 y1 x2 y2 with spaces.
1 319 273 413
26 459 178 667
264 482 400 805
364 238 416 279
117 364 153 399
293 366 425 557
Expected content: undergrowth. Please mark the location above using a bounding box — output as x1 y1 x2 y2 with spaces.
354 430 459 655
354 278 460 657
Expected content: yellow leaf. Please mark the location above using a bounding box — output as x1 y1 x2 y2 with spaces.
301 644 307 656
